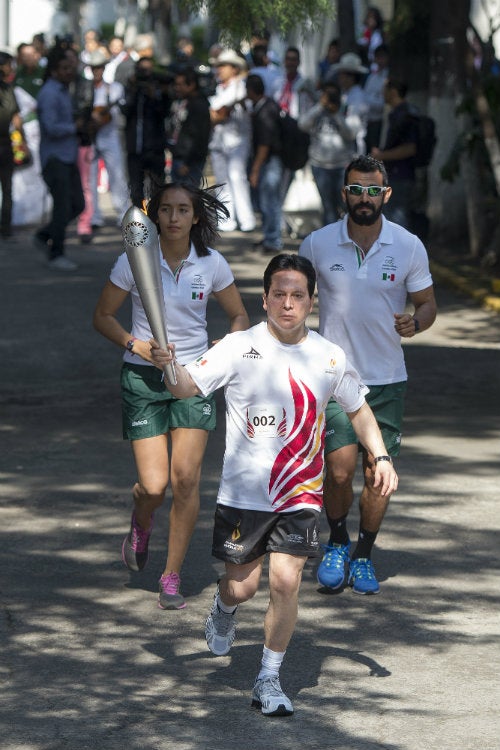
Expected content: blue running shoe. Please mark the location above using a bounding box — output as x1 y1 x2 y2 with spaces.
348 558 380 595
317 541 350 589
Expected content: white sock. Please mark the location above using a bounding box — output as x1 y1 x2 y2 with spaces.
216 592 237 614
257 646 285 681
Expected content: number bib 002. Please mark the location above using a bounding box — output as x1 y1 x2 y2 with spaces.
246 406 286 438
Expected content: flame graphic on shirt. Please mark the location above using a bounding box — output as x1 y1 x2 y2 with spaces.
268 369 324 511
246 410 255 438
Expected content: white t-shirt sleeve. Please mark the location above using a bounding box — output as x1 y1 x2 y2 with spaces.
332 355 369 414
185 332 237 396
109 252 134 292
210 250 235 292
406 236 433 293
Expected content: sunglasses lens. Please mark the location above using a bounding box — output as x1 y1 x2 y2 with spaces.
347 185 363 195
367 187 383 196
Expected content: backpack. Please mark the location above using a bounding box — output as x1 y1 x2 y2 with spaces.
412 113 437 168
278 110 310 171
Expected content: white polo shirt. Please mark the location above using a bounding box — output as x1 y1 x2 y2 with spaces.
299 215 433 384
186 322 368 513
110 242 234 365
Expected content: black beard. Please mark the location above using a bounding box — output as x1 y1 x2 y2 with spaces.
347 200 384 226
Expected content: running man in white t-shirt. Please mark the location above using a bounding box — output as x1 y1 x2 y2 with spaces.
150 253 398 717
299 155 437 595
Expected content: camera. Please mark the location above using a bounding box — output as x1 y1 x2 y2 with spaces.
325 88 341 108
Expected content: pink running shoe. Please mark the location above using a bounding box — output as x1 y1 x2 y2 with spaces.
121 512 153 572
158 572 186 610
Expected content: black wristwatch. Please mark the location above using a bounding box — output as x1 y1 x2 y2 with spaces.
126 337 137 353
413 318 421 333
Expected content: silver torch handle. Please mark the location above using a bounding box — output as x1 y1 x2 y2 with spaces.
121 205 177 385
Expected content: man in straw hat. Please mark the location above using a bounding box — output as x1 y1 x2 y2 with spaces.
326 52 369 154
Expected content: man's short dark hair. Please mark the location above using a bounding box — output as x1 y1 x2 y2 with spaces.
374 43 389 57
386 77 407 98
322 81 341 107
344 155 388 186
45 45 70 76
0 51 13 66
246 73 265 97
263 254 316 298
252 28 271 42
176 66 199 90
251 44 268 68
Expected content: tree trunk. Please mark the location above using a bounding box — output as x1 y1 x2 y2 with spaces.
337 0 356 55
428 0 473 247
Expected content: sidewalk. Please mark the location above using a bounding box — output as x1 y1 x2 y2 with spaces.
429 250 500 314
1 203 499 750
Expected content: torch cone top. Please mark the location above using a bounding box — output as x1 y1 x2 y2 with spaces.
121 206 157 249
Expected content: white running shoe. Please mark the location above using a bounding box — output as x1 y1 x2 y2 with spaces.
251 676 294 716
204 588 236 656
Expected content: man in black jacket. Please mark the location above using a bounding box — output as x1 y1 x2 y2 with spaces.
370 78 419 230
121 57 171 206
246 74 283 254
167 67 211 185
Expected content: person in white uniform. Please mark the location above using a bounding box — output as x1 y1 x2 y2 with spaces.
93 182 250 610
149 253 398 717
208 49 256 233
87 51 130 228
299 155 437 595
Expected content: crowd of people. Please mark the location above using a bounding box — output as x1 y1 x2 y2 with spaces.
1 8 439 718
0 6 431 265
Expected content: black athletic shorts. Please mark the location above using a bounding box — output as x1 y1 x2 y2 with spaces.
212 504 322 564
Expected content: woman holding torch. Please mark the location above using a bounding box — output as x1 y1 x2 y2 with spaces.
93 181 250 610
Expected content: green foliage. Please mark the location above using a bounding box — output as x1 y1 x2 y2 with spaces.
388 0 431 38
386 0 431 89
180 0 332 41
169 23 207 64
190 24 207 61
100 23 115 43
442 68 500 185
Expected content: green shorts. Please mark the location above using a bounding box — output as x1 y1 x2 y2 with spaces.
324 381 407 457
121 362 216 440
212 505 322 564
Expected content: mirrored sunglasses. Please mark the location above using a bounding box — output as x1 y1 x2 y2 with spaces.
345 184 389 197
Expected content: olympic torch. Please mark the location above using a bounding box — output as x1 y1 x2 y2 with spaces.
121 205 177 386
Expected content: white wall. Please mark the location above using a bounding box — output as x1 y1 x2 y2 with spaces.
9 0 60 48
6 0 118 49
470 0 500 52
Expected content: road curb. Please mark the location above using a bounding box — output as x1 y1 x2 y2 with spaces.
430 260 500 313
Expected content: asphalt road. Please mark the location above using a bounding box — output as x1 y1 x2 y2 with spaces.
1 209 499 750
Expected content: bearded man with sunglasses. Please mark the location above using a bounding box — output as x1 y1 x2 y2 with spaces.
299 154 436 595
